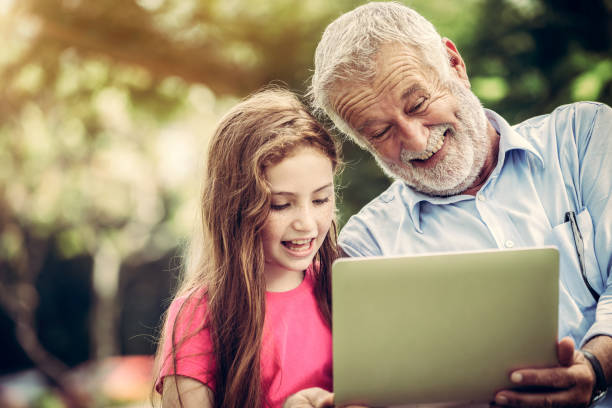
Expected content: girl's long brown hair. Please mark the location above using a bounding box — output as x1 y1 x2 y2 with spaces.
154 87 340 408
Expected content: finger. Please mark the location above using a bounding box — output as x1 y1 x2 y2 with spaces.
301 388 334 407
313 391 334 407
509 367 577 389
494 388 587 408
283 388 334 408
557 337 575 367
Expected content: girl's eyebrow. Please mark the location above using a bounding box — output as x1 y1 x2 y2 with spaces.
271 182 334 196
313 182 334 193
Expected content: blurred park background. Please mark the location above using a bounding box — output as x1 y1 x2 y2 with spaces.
0 0 610 406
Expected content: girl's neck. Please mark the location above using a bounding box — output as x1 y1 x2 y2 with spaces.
265 268 306 292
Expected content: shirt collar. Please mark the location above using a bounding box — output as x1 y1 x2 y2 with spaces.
485 109 544 170
401 186 469 233
402 109 544 232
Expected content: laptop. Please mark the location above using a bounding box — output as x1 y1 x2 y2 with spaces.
332 247 559 407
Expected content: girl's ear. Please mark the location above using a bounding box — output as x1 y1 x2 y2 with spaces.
443 38 470 89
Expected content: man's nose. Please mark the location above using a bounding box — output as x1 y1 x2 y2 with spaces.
396 117 429 152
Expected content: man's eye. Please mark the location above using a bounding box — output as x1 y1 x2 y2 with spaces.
371 126 391 141
271 203 289 211
409 97 428 113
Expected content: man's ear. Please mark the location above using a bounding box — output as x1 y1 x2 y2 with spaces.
443 38 470 88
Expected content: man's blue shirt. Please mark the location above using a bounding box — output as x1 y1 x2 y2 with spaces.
339 102 612 348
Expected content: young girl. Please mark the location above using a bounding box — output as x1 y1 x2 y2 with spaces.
154 88 341 408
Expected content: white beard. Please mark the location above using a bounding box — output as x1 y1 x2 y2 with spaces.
375 80 491 197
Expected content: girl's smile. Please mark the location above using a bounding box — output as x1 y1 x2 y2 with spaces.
282 238 315 254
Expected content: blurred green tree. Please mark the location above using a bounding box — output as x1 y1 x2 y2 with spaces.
465 0 612 124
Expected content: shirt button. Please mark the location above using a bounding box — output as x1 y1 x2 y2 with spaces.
505 240 514 248
478 195 486 201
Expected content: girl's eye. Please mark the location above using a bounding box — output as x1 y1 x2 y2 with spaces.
271 203 289 211
313 197 330 206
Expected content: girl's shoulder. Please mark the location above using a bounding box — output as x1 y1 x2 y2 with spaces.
156 287 215 394
165 287 209 332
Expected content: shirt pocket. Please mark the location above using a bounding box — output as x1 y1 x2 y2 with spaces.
546 208 602 309
545 208 602 344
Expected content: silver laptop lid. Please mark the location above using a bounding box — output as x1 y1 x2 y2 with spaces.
332 247 559 407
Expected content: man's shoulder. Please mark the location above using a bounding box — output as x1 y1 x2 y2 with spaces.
506 102 609 154
346 180 408 220
514 101 607 130
338 180 413 256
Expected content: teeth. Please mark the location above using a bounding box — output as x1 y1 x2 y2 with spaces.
414 132 445 160
290 239 311 245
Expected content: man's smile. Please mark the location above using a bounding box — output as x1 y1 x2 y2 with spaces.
410 128 448 161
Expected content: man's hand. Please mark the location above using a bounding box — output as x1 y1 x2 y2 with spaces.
493 337 595 407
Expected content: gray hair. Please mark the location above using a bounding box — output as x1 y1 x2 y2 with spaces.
309 2 450 147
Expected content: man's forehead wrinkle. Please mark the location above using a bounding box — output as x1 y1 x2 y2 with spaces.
377 46 424 76
347 95 372 124
333 89 373 127
376 56 423 95
332 91 352 121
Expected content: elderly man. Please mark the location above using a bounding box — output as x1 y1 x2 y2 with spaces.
306 2 612 408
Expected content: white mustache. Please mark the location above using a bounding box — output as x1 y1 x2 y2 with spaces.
400 124 453 162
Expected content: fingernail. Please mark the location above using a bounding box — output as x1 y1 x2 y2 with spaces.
511 372 522 383
496 395 508 405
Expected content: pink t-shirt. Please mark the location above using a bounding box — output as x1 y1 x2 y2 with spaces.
156 265 332 407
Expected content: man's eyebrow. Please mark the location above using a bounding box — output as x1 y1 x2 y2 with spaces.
401 84 424 100
271 183 333 196
357 119 377 133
